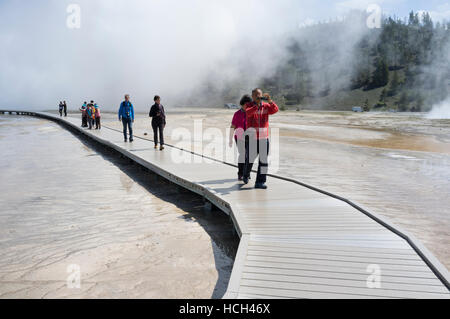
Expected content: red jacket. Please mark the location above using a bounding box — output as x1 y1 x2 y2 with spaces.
245 101 279 139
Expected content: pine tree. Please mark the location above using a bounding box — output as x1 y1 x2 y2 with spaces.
415 94 424 112
408 11 419 27
370 58 389 89
380 88 387 102
388 71 400 96
363 98 370 112
397 92 409 111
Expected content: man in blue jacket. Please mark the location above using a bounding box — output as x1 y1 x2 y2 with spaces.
118 94 135 142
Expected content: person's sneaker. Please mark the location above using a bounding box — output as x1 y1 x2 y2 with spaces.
154 145 158 149
124 139 127 142
160 146 165 151
255 183 268 189
243 176 249 184
130 138 134 142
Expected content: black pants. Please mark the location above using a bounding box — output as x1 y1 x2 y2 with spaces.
95 117 101 129
64 106 67 117
59 109 63 117
235 136 247 177
244 138 269 184
82 115 87 127
152 123 164 146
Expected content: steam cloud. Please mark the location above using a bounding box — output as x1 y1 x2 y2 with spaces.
0 0 447 113
0 0 305 110
426 32 450 119
427 97 450 119
0 0 371 111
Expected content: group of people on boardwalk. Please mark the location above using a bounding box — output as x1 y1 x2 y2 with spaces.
58 101 67 117
118 94 166 150
116 90 277 189
79 101 101 130
71 89 277 190
229 89 278 189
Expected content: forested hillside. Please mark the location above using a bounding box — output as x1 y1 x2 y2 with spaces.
259 11 450 111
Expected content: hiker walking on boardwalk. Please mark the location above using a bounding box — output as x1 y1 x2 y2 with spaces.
80 102 88 127
119 94 134 142
58 101 63 117
63 101 67 117
229 94 252 180
94 103 101 130
86 101 95 129
149 95 166 150
242 88 278 189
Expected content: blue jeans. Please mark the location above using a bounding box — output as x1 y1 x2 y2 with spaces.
122 118 133 140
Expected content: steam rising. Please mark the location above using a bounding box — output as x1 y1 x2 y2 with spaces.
0 0 307 110
427 97 450 119
0 0 448 113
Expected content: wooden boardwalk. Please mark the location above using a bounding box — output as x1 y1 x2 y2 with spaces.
2 110 450 299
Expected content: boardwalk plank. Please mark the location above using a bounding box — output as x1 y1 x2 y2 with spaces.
239 279 450 299
241 272 449 294
243 265 444 286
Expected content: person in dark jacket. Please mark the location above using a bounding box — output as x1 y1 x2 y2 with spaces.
149 95 166 150
118 94 135 142
80 102 88 127
63 101 67 117
58 101 63 117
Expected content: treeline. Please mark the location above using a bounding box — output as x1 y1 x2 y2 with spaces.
259 11 450 111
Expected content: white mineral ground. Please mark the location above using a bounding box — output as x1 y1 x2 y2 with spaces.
105 108 450 269
1 108 449 299
0 116 236 299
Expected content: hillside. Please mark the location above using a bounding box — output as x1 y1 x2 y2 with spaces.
257 11 450 112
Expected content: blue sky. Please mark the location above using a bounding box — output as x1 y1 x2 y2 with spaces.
295 0 450 24
0 0 448 20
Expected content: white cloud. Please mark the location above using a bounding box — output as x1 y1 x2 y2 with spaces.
418 3 450 23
